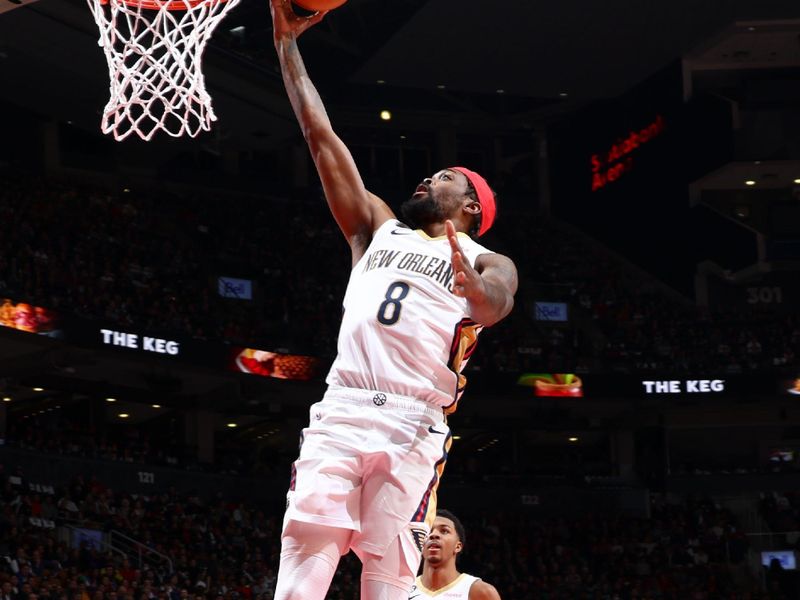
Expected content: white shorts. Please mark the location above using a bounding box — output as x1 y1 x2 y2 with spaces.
284 385 451 557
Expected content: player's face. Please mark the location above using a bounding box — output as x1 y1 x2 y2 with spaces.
422 516 462 566
401 169 469 229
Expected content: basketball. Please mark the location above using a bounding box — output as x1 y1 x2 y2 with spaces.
293 0 347 10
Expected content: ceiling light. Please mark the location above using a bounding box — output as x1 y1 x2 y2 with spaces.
379 110 392 121
2 397 10 402
106 397 117 402
452 435 461 440
376 79 385 84
793 179 800 184
118 413 129 418
152 404 161 408
559 92 569 97
227 423 238 428
32 387 44 392
495 89 505 94
745 180 756 186
436 84 446 90
568 436 579 442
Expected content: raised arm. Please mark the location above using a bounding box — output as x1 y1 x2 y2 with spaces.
270 0 393 262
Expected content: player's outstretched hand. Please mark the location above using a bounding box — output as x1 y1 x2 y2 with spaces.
446 219 486 302
270 0 327 41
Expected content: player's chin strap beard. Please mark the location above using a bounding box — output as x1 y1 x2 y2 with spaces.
400 197 445 230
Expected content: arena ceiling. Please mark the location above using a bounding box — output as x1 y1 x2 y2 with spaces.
1 0 799 148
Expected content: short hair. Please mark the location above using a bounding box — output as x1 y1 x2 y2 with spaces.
436 509 466 549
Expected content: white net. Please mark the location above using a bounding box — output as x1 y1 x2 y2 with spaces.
87 0 241 141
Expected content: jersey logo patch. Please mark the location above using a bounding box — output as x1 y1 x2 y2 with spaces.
411 527 428 553
428 425 446 435
391 229 413 235
372 393 387 406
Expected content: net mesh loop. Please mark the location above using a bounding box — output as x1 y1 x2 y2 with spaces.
87 0 241 140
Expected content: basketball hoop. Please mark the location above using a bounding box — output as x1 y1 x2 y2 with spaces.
86 0 241 141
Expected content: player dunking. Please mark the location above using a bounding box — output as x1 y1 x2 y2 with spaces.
269 2 518 599
411 510 501 600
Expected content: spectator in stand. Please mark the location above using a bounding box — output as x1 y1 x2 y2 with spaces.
1 460 773 600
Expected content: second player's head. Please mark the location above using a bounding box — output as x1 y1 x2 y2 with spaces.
402 168 496 237
423 510 466 567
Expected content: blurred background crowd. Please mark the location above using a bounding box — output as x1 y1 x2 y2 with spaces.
4 460 799 600
1 172 797 375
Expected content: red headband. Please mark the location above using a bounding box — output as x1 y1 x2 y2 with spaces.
450 166 496 236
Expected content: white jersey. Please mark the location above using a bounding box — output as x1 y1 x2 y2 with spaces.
410 574 480 600
326 219 493 412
